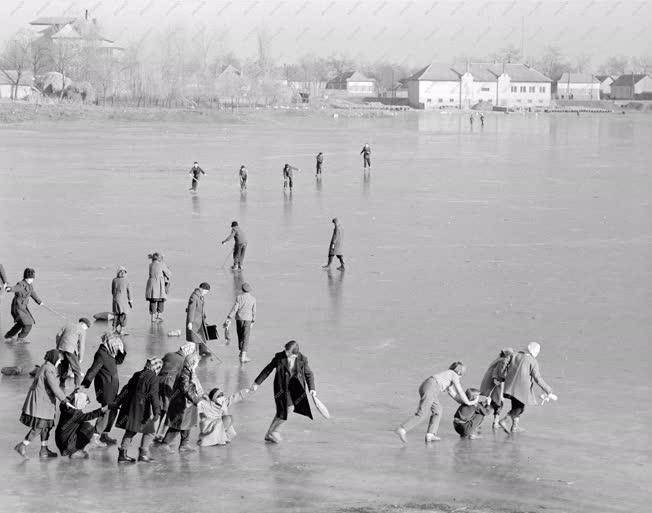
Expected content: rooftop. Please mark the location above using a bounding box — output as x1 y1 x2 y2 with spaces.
611 74 649 86
29 16 76 26
407 63 460 82
558 72 599 84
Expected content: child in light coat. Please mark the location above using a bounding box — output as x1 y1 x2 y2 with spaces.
197 387 249 446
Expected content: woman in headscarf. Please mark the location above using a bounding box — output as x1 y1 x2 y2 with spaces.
499 342 557 433
113 358 163 463
55 390 105 458
15 349 71 458
154 342 196 441
197 386 249 447
161 353 206 453
81 332 126 447
145 252 171 322
111 266 132 332
480 348 514 429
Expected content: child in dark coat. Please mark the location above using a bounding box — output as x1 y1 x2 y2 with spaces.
453 388 491 439
55 391 105 458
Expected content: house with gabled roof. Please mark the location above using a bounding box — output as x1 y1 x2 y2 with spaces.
610 74 652 100
595 75 614 98
406 63 461 109
556 72 600 100
326 71 376 96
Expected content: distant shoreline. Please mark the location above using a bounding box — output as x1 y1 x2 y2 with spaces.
1 99 649 124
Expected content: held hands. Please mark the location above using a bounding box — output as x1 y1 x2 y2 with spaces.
310 390 317 398
249 383 259 393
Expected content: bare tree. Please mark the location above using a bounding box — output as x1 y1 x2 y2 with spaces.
598 56 629 76
0 30 32 99
573 54 592 73
632 56 652 74
49 39 79 100
491 44 522 64
535 46 570 81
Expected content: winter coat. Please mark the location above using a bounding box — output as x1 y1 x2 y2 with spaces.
55 403 103 455
112 276 132 314
503 351 552 406
185 289 207 342
329 225 343 255
10 280 42 325
145 260 171 301
21 361 67 420
159 351 186 409
55 323 86 361
114 369 161 434
254 351 315 421
198 389 248 446
166 367 203 430
81 345 123 406
480 355 512 405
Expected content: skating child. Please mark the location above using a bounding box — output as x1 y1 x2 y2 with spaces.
453 388 491 439
197 387 249 447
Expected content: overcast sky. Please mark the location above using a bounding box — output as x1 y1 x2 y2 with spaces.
1 0 649 67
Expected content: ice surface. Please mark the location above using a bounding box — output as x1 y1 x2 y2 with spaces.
0 111 650 512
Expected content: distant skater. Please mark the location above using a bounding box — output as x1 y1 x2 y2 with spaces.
283 164 299 190
499 342 557 434
224 282 256 364
480 113 485 127
395 362 478 443
145 253 171 322
189 161 205 192
239 165 248 191
360 144 371 170
111 266 132 332
250 340 317 444
469 114 474 127
4 268 44 342
55 317 91 389
316 152 324 176
185 282 213 357
221 221 247 271
322 218 344 271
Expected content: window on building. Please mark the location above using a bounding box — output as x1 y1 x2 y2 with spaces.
516 99 522 103
520 86 526 93
538 99 543 103
539 86 546 93
527 99 533 103
511 86 517 93
438 98 443 103
528 86 534 93
449 98 454 103
427 98 432 103
481 87 490 92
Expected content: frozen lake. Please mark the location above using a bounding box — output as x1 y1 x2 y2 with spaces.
0 111 650 513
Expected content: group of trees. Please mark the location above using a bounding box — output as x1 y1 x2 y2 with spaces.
1 22 651 106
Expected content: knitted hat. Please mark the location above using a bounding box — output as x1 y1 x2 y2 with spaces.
23 268 35 280
241 282 251 292
179 343 195 357
145 357 163 375
199 282 211 291
79 318 91 328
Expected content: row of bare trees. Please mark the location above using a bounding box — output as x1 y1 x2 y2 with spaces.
1 23 651 105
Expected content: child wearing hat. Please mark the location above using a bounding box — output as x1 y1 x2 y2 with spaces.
55 390 106 458
198 386 250 447
111 266 132 332
452 388 491 439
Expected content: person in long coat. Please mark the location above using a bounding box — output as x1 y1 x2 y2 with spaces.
145 252 171 322
185 282 212 356
322 218 344 271
14 349 71 458
55 390 104 458
4 268 44 342
111 266 132 331
113 358 162 463
81 333 126 447
251 340 317 444
479 348 514 429
154 343 196 440
161 353 206 453
499 342 556 433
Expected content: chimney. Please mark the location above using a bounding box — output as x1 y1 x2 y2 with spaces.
85 9 88 20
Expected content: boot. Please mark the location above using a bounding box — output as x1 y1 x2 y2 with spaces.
239 351 251 363
492 415 500 430
511 417 525 433
179 441 197 453
39 446 58 459
498 416 512 434
117 449 135 463
138 448 155 462
100 432 117 445
151 314 157 322
14 442 27 458
88 433 107 449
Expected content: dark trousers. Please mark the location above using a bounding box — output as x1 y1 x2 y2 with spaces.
95 408 118 434
233 244 246 267
505 394 525 417
5 322 32 340
112 312 127 329
454 414 485 437
236 320 252 352
191 178 198 191
58 351 83 387
163 428 190 446
363 155 371 168
316 163 322 175
121 431 154 452
148 300 165 314
284 175 293 188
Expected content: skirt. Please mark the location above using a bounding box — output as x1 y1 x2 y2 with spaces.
20 412 54 429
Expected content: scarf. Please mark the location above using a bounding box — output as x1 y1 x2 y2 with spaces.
101 333 124 357
145 357 163 375
179 342 195 357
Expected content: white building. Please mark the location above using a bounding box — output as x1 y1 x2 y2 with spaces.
0 71 33 100
326 71 376 96
407 62 551 109
595 75 614 99
610 74 652 100
556 72 601 100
